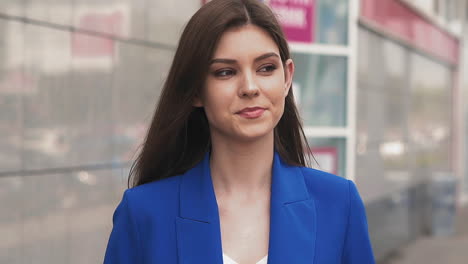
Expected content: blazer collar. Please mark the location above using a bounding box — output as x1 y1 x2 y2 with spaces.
176 151 316 264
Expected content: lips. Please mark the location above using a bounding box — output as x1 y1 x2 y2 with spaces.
236 107 266 119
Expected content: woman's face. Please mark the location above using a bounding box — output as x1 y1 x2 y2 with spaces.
194 24 294 142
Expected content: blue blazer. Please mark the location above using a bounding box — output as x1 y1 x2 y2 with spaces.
104 152 375 263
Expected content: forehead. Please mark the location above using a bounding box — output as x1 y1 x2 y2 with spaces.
212 24 280 58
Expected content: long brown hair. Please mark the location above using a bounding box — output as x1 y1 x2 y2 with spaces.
128 0 312 187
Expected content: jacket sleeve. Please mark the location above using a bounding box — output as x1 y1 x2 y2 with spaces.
104 189 142 264
342 180 376 264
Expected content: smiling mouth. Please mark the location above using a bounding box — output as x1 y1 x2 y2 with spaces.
236 107 266 119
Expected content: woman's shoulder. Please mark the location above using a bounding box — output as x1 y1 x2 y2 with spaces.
128 174 182 194
298 166 353 201
299 166 348 184
122 175 182 211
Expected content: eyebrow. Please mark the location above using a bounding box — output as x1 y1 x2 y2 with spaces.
209 52 280 65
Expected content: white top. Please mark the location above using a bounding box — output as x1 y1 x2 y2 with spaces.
222 253 268 264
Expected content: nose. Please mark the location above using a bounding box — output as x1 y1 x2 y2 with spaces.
238 72 259 98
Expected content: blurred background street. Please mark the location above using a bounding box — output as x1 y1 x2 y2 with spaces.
1 0 468 263
381 206 468 264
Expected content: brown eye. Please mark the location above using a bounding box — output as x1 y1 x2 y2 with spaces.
215 69 236 77
258 64 277 72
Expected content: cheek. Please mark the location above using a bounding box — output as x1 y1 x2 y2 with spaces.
202 83 236 118
261 75 287 105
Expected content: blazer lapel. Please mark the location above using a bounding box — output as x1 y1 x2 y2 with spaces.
176 151 223 264
267 152 317 264
175 151 317 264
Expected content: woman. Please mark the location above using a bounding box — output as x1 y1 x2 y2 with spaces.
104 0 375 263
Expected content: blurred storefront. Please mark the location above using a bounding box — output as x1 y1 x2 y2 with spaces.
0 0 467 263
356 0 467 260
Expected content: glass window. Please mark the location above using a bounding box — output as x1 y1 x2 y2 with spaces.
382 39 407 95
357 27 453 188
409 53 452 171
316 0 349 45
292 53 347 127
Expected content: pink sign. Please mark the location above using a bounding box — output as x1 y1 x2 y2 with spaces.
361 0 459 65
311 146 338 175
269 0 315 43
72 11 124 58
202 0 315 43
0 70 37 95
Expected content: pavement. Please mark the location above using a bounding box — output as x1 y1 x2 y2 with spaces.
380 205 468 264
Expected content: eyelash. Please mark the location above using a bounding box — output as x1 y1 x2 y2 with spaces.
258 64 277 72
214 64 277 77
215 69 235 77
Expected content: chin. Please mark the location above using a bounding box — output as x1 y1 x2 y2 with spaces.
235 126 275 142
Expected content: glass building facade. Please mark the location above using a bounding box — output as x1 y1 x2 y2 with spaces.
0 0 200 263
357 27 454 259
0 0 467 263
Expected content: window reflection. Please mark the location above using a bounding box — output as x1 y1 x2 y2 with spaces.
292 53 347 127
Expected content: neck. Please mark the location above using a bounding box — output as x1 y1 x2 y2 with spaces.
209 132 274 198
